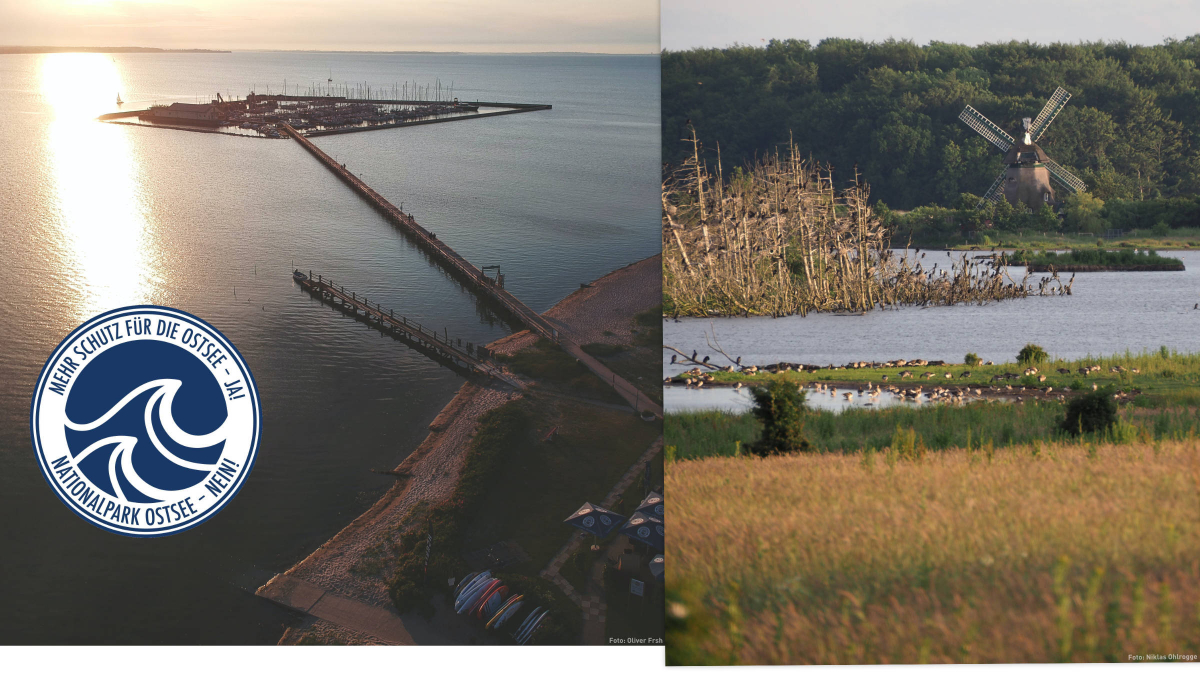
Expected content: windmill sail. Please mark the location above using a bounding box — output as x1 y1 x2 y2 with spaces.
976 172 1008 209
1044 159 1087 194
959 106 1014 152
1029 87 1071 142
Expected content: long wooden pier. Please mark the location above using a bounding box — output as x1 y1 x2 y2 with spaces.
281 122 558 340
294 270 520 388
284 124 662 418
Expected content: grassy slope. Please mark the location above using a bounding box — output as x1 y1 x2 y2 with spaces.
461 393 660 573
580 305 665 406
500 338 627 405
666 441 1200 664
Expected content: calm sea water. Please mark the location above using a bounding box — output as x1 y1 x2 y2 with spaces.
0 51 659 644
665 250 1200 411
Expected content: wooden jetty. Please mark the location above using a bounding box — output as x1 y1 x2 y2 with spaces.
284 124 662 418
304 106 551 137
294 270 520 388
281 122 558 341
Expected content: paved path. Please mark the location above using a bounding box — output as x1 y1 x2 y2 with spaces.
257 574 451 645
558 336 663 418
540 436 663 643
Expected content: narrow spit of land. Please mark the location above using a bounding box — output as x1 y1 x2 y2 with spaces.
665 350 1200 405
259 255 661 645
1002 248 1186 272
0 45 228 53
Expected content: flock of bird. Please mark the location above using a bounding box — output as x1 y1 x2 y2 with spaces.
663 354 1146 406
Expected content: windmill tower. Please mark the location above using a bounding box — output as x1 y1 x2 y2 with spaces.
959 87 1087 210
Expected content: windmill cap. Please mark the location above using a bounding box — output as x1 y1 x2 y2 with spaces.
1003 142 1050 165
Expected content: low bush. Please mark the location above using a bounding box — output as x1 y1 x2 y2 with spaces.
749 379 810 455
1060 388 1118 436
1018 343 1048 364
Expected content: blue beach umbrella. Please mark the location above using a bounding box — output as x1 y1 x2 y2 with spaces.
649 554 664 582
620 511 664 551
563 502 625 538
634 491 663 519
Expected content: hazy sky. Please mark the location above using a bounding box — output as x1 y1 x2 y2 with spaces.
663 0 1200 50
0 0 660 53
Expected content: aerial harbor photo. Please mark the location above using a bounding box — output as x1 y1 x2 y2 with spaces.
660 0 1200 665
0 0 663 649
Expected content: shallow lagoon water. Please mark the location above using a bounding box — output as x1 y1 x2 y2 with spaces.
665 249 1200 412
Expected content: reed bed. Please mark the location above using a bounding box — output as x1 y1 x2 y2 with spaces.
662 132 1071 317
666 440 1200 664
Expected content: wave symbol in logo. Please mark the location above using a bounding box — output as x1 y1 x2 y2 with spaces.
67 379 229 504
31 306 260 537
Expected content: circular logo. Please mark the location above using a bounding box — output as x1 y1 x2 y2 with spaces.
598 515 611 526
31 306 260 537
654 504 664 517
582 515 595 528
637 526 651 538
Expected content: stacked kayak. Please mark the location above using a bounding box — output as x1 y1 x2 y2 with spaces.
454 572 496 614
485 595 523 629
513 607 550 645
452 571 552 644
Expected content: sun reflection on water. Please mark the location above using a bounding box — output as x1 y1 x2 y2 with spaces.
41 53 161 319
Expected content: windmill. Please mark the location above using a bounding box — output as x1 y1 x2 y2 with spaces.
959 87 1087 210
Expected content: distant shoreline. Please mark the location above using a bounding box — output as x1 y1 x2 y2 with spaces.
0 46 229 54
0 47 652 56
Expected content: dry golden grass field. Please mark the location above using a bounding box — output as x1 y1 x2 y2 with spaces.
666 440 1200 664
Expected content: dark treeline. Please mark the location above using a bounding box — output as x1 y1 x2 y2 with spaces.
663 37 1200 209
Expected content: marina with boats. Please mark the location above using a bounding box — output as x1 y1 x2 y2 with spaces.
98 90 550 138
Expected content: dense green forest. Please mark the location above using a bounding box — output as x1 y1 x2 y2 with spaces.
662 37 1200 210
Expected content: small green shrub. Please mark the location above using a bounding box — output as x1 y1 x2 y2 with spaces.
1018 343 1049 364
749 379 810 456
965 352 983 366
1061 388 1118 436
1151 221 1170 237
890 425 926 462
